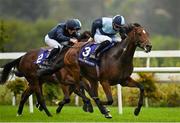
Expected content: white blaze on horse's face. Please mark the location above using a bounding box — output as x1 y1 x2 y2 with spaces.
143 30 146 34
136 27 151 53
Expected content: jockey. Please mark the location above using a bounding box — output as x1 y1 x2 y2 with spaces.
44 19 81 65
89 15 128 59
37 19 81 76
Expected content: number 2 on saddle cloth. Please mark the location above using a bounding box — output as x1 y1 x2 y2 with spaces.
35 49 51 69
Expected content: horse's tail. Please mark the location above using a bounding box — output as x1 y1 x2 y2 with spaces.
0 57 22 84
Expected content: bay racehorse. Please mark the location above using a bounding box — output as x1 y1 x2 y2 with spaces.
62 23 152 118
0 31 93 116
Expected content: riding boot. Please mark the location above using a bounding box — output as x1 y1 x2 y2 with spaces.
89 40 111 59
37 59 64 77
45 48 60 66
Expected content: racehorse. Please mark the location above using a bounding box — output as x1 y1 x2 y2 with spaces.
62 23 152 118
0 31 93 116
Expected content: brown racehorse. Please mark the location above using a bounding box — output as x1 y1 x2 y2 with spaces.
0 31 93 116
61 23 152 118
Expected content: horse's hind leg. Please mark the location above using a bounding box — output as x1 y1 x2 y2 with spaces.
17 86 33 116
56 84 72 114
123 77 144 116
35 83 43 111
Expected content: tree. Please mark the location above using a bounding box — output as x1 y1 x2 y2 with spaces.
143 0 180 37
0 0 50 21
0 20 11 52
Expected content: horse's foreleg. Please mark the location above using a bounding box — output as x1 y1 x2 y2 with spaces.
71 68 93 113
84 80 112 118
73 84 93 113
100 81 113 105
17 86 33 116
79 78 94 113
124 77 144 116
56 84 72 114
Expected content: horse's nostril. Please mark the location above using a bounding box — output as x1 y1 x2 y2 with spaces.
146 45 152 51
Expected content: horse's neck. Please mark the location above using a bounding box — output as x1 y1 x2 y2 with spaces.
121 37 136 62
113 36 136 63
100 37 136 81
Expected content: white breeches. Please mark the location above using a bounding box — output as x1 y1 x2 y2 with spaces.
94 29 122 43
45 35 63 49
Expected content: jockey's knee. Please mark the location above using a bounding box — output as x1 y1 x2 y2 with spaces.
94 34 112 43
112 37 122 42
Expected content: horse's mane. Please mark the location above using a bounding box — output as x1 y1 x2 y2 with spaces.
133 23 141 27
126 23 142 33
79 31 92 41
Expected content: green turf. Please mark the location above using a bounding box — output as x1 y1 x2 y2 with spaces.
0 105 180 122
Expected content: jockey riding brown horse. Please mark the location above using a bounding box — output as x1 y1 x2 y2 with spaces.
0 31 93 117
62 23 152 118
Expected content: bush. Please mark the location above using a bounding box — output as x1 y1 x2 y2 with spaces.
6 78 27 96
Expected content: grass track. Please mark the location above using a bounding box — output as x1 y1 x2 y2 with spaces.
0 105 180 122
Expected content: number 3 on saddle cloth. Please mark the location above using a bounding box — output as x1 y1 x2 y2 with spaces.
34 49 51 69
78 42 116 67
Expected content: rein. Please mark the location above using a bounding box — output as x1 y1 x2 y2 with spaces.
62 44 81 48
62 39 90 49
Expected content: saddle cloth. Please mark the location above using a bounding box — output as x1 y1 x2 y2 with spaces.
78 42 116 66
35 48 51 66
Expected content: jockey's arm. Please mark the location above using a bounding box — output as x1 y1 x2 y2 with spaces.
119 27 128 40
56 28 70 43
91 18 103 38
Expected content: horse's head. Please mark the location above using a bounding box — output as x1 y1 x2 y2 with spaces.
129 23 152 53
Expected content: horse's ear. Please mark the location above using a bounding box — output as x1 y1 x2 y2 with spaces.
133 23 141 27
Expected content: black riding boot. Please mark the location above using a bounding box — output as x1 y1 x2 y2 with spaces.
45 48 60 66
37 59 64 77
89 40 111 59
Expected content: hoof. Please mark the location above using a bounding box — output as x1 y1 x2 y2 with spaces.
39 106 43 111
16 113 22 117
48 114 53 117
82 104 88 112
82 103 94 113
134 107 140 116
36 103 43 111
36 103 39 108
56 108 60 114
104 113 112 119
104 107 110 113
87 105 94 113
